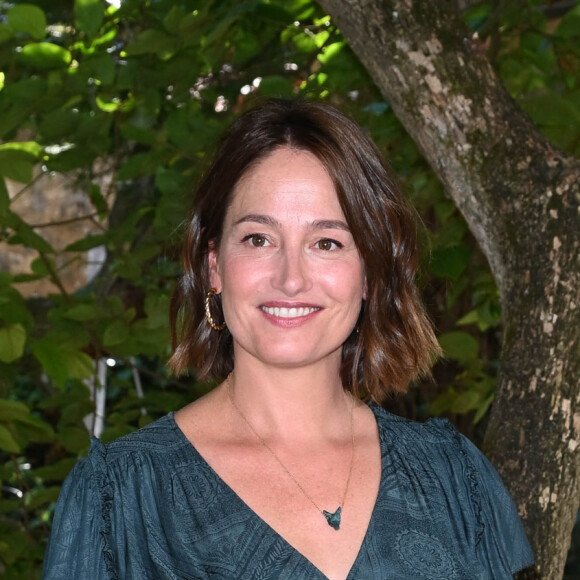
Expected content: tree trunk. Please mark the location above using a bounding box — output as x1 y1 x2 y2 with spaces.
317 0 580 577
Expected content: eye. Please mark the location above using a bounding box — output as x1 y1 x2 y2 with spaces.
242 233 268 247
315 238 343 251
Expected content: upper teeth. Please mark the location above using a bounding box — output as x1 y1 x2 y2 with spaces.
262 306 319 318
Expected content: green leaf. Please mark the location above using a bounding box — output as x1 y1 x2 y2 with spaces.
456 309 480 327
33 338 69 388
63 303 102 321
473 393 494 424
58 425 90 453
521 92 580 127
96 94 122 112
125 29 178 57
0 399 34 423
0 23 13 44
26 486 61 510
63 349 94 379
65 233 107 252
0 150 35 183
88 184 109 217
0 140 43 157
7 4 47 40
81 54 116 85
75 0 105 38
9 414 54 445
103 319 130 347
430 245 472 281
0 424 20 453
0 177 9 215
4 210 54 252
33 457 77 481
0 285 33 328
18 42 72 69
258 75 296 97
429 387 457 415
117 152 157 180
554 4 580 39
438 331 479 361
449 389 482 414
0 323 26 363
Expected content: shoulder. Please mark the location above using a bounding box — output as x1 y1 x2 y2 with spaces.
102 412 186 457
370 403 534 573
370 403 508 507
63 413 196 498
370 402 463 450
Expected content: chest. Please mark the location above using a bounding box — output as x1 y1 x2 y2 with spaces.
119 451 493 580
198 434 382 580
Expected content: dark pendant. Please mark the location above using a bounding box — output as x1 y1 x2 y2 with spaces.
323 506 342 530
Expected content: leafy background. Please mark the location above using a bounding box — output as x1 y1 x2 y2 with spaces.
0 0 579 576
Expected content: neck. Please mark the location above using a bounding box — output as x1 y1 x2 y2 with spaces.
223 360 350 441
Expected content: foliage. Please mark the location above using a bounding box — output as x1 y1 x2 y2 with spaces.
0 0 578 576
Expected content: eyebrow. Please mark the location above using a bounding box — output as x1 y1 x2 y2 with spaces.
233 214 351 232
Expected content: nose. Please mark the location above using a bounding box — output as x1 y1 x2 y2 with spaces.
271 245 312 296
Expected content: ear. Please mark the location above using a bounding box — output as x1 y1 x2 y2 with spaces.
208 241 222 292
362 275 368 300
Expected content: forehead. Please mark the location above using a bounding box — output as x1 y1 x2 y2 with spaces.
227 147 343 219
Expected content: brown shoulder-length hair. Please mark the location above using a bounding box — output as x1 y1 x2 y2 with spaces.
169 98 440 401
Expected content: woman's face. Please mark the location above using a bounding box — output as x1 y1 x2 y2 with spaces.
209 147 366 372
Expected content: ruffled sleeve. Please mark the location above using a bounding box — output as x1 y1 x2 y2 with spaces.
455 429 535 575
43 438 119 580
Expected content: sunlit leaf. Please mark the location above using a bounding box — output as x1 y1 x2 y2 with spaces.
96 94 121 112
18 42 72 68
0 140 44 157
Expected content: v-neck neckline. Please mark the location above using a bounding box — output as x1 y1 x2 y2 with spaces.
169 402 386 580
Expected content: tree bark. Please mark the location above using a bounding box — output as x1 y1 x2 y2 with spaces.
317 0 580 577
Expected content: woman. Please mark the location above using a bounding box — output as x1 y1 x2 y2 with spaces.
44 99 533 579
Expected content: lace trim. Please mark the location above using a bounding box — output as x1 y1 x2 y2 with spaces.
89 438 119 580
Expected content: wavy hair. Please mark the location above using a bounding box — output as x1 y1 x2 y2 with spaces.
169 98 440 401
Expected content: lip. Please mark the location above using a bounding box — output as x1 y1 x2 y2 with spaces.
259 302 322 328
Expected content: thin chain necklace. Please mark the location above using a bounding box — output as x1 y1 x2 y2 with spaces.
226 373 355 531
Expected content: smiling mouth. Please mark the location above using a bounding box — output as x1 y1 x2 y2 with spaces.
260 306 320 318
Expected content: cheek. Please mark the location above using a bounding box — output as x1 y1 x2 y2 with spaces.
322 261 366 299
218 255 264 292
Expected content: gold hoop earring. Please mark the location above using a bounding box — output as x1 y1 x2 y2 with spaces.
205 288 227 331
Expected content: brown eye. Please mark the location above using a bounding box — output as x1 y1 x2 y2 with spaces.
316 238 342 251
250 234 266 247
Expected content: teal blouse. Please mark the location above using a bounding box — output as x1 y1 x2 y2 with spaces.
43 404 534 579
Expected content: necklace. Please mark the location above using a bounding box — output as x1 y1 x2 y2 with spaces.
226 374 355 531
